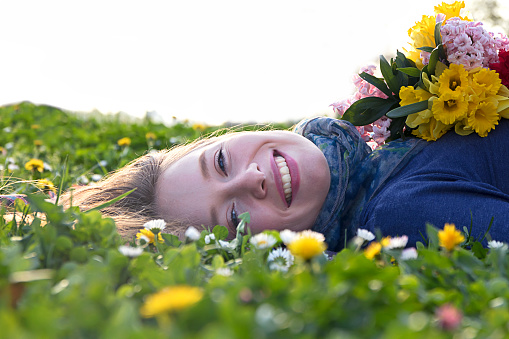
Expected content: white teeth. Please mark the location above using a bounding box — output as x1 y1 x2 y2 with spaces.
275 155 292 204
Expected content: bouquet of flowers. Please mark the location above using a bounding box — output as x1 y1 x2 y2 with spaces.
332 1 509 148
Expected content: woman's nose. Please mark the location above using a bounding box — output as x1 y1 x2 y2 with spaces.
235 162 266 199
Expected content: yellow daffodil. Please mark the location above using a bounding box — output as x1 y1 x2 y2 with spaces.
36 178 57 193
406 15 437 69
438 64 469 96
411 117 452 141
145 132 156 140
399 86 434 106
438 223 465 251
406 109 433 129
140 285 204 318
467 99 500 137
434 1 468 21
117 137 131 147
136 228 164 244
287 230 327 260
24 158 44 172
364 242 382 260
471 68 502 97
432 91 468 125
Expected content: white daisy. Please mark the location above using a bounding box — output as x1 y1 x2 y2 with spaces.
184 226 201 241
357 229 375 242
205 233 216 244
279 229 297 244
250 233 277 249
143 219 166 232
267 247 294 272
118 245 144 258
91 174 103 182
488 240 507 249
99 160 108 167
400 247 418 260
216 267 234 277
386 235 409 249
219 239 238 250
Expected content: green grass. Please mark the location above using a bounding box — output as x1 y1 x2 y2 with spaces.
1 102 509 338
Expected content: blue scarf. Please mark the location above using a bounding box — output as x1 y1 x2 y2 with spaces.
294 117 427 251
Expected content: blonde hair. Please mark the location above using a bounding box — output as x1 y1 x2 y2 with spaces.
60 137 220 239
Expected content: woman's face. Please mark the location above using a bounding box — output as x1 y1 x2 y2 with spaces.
156 130 330 235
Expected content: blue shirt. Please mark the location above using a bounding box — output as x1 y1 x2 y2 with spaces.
295 117 509 251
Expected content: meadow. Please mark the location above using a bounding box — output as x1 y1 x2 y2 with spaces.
1 102 509 338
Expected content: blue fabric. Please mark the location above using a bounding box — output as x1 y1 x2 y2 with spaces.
294 117 427 251
362 119 509 248
295 117 509 251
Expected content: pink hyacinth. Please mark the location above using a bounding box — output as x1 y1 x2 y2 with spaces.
330 65 391 149
440 17 509 70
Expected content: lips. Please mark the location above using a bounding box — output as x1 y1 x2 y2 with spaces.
271 151 300 207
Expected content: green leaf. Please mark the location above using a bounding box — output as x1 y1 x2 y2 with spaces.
427 47 440 75
85 188 136 213
386 100 429 119
212 225 229 240
425 223 439 250
342 97 398 126
417 46 434 53
434 20 443 47
380 55 400 96
397 67 421 78
359 72 392 97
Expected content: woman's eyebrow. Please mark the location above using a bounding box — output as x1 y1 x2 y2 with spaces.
199 150 210 179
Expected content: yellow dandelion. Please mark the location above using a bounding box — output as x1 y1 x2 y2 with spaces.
31 124 40 129
467 99 500 137
36 178 57 193
136 228 164 244
287 231 327 260
192 123 207 132
411 117 452 141
140 285 204 318
145 132 156 140
432 91 468 125
438 223 465 251
364 242 382 260
34 139 43 146
117 137 131 147
381 237 391 248
24 158 44 172
471 68 502 97
438 64 469 96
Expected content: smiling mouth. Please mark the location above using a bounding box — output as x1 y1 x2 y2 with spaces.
274 155 292 205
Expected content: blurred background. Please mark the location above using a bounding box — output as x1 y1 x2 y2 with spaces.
1 0 507 126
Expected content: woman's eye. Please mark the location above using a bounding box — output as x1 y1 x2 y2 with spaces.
217 148 227 174
231 205 239 227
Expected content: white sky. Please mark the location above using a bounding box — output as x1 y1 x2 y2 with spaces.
0 0 502 125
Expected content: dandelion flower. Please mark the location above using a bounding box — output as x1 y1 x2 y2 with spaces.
136 229 163 244
118 245 144 258
36 178 57 193
145 132 157 140
117 137 131 147
438 223 465 250
267 247 294 272
34 139 43 146
140 285 204 317
357 229 375 242
364 242 382 260
250 233 277 249
287 230 327 260
184 226 201 241
24 158 44 172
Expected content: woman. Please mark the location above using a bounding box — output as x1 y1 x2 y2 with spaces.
62 116 509 251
